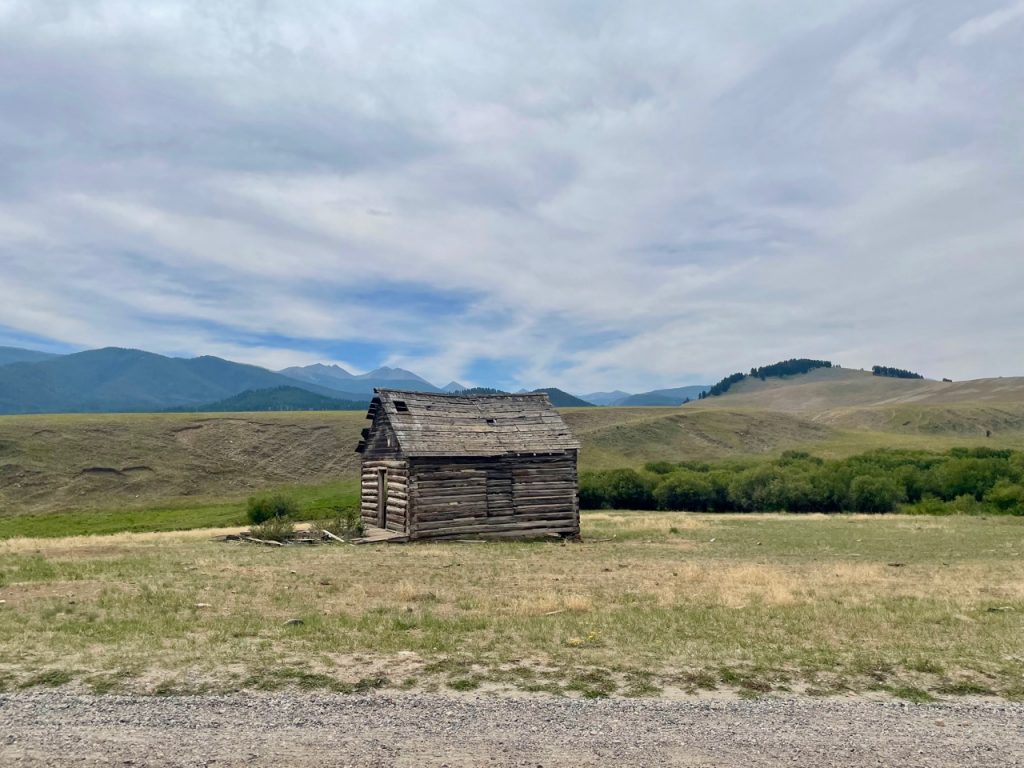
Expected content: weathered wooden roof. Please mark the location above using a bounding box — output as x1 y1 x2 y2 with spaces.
355 389 580 457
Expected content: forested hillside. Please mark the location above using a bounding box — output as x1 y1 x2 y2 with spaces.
171 386 368 412
0 348 357 413
700 359 834 399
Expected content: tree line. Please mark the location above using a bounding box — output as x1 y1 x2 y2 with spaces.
872 365 924 379
579 447 1024 515
699 358 834 399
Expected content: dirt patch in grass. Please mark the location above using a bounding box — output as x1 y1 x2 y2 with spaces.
20 543 142 559
0 579 113 608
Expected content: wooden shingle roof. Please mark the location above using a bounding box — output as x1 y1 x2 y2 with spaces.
356 389 580 457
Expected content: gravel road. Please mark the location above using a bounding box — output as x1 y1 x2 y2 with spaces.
2 691 1022 767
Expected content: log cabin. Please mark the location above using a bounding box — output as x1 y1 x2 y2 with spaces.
355 389 580 541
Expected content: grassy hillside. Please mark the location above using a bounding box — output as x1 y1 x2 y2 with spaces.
3 368 1024 526
691 368 1024 437
696 367 1024 411
5 396 1024 525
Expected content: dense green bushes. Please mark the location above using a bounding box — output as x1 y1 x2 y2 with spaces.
246 494 298 524
246 494 299 541
579 469 657 510
579 448 1024 515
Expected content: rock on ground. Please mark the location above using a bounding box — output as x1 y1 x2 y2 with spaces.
1 692 1022 767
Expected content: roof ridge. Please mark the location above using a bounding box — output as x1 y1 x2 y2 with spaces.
358 388 578 456
373 387 549 399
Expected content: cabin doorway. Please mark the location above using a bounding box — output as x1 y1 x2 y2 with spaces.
376 468 388 529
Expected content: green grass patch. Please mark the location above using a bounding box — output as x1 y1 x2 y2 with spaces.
0 480 359 539
886 685 938 703
18 669 76 689
565 669 618 698
0 503 246 539
447 676 484 692
935 680 995 697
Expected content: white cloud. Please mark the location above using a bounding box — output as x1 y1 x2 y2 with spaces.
0 1 1021 390
950 1 1024 46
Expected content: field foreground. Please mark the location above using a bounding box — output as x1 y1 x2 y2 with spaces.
2 512 1022 702
2 692 1022 767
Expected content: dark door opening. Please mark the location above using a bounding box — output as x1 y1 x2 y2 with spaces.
376 468 388 529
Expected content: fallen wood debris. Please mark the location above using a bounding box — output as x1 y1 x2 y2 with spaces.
240 535 284 547
216 529 361 547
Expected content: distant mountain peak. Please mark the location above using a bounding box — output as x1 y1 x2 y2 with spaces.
442 380 467 393
358 365 430 383
0 347 354 414
285 362 354 377
579 389 632 406
280 361 439 394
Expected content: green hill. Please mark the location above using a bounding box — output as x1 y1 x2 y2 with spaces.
172 386 368 412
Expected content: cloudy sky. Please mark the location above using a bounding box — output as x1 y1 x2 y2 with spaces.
1 1 1022 391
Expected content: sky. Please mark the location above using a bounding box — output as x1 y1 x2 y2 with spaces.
0 1 1022 392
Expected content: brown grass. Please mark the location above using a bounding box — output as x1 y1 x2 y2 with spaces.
2 512 1022 700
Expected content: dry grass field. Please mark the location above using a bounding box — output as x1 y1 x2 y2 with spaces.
2 512 1022 701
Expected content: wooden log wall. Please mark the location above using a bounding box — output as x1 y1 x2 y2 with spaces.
360 459 410 534
407 452 578 540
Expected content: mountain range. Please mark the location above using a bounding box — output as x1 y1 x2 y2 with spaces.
171 385 368 413
278 363 439 396
0 345 709 414
0 346 59 367
0 348 347 413
580 385 708 406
